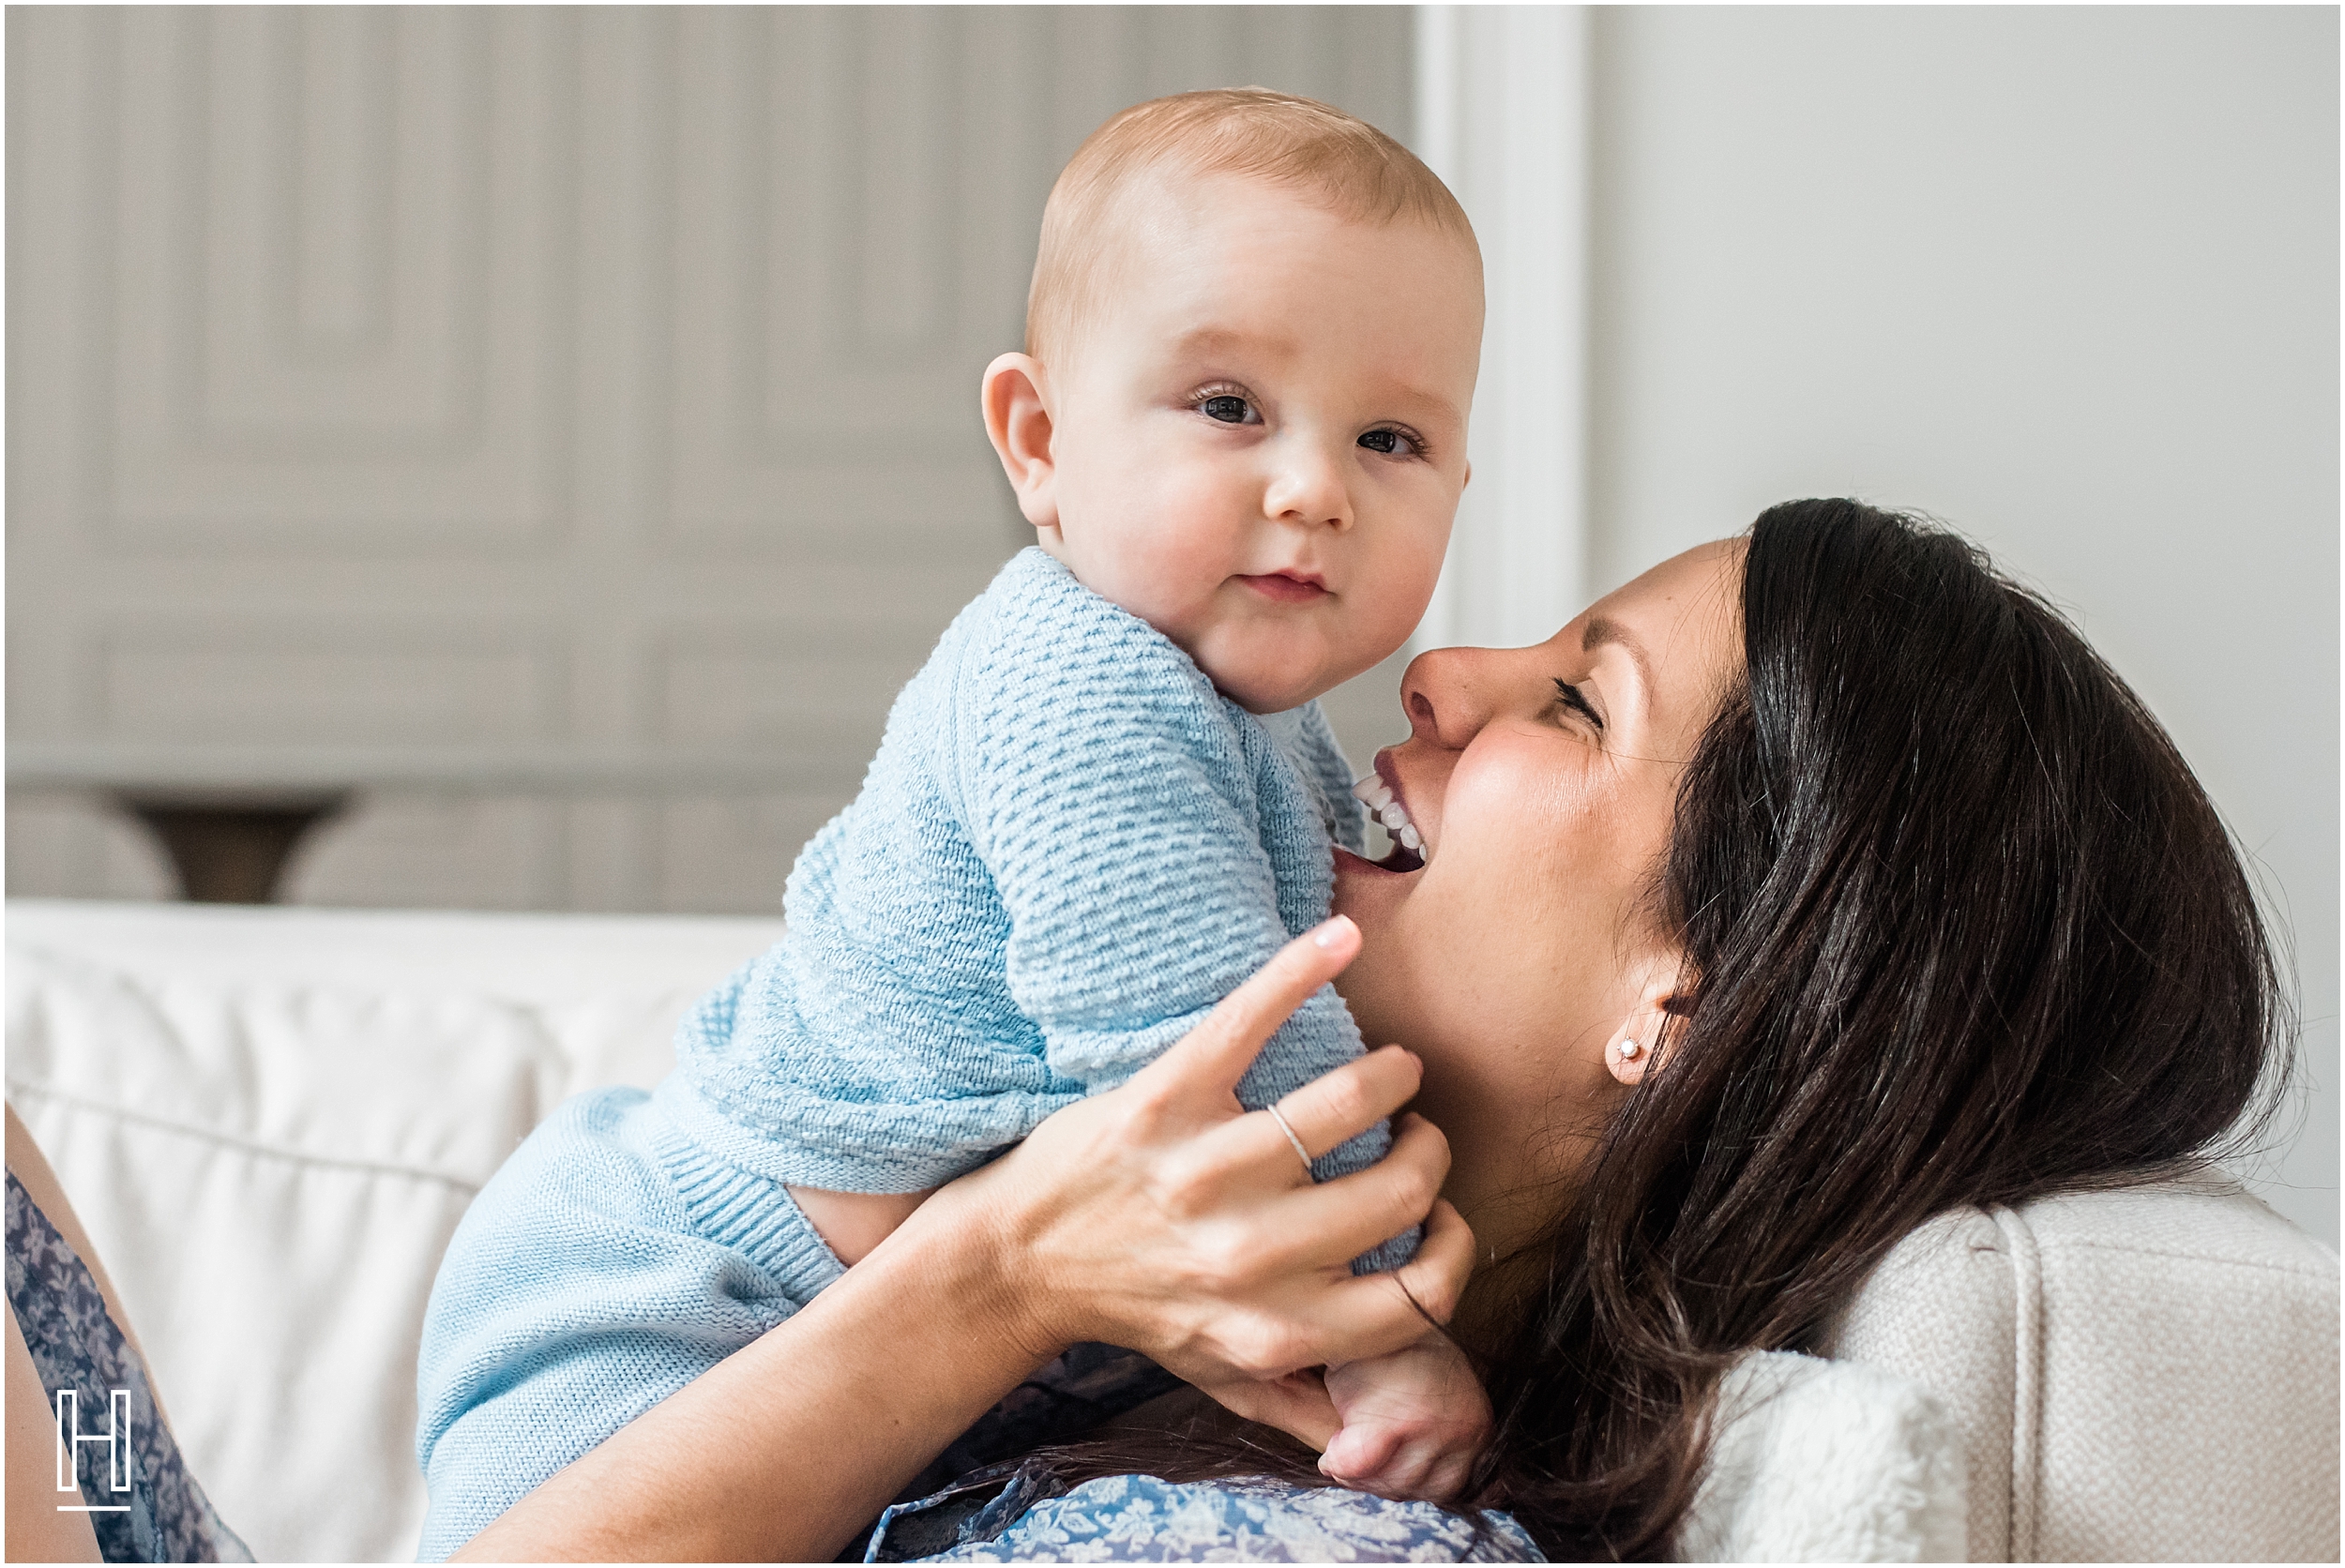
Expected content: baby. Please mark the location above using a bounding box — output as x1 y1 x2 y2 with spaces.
744 88 1490 1490
418 88 1488 1523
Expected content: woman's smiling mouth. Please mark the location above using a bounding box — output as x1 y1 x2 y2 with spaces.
1353 764 1426 870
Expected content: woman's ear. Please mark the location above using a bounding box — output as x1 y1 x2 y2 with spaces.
981 353 1060 533
1605 977 1687 1086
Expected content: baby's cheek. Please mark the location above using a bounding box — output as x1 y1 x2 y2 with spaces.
1345 574 1435 670
1100 520 1244 633
1127 497 1253 592
1354 514 1447 633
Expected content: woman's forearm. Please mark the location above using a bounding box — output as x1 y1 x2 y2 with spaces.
452 918 1467 1561
454 1202 1048 1563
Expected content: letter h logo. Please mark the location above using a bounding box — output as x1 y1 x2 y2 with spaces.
54 1388 131 1503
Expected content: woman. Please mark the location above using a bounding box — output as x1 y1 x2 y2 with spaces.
439 499 2281 1561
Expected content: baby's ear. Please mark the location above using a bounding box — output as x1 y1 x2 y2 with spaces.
981 353 1060 531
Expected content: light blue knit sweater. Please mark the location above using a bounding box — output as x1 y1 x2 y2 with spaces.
414 549 1406 1557
661 546 1384 1195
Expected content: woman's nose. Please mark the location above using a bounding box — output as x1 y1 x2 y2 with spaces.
1262 437 1352 531
1399 646 1500 749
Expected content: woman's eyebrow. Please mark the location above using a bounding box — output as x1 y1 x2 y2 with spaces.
1582 615 1654 694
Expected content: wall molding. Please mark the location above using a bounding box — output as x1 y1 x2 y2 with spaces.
1412 4 1591 653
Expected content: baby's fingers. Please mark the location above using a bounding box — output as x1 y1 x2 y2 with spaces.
1318 1423 1403 1486
1418 1450 1475 1506
1321 1423 1481 1503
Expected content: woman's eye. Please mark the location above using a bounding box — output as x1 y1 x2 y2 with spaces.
1552 678 1605 732
1201 395 1252 424
1357 428 1417 457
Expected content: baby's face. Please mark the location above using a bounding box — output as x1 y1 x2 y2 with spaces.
1026 176 1480 714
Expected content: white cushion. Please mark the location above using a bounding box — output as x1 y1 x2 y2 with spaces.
10 900 2338 1563
1827 1172 2340 1560
6 898 782 1563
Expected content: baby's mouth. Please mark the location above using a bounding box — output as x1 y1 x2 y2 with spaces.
1352 774 1427 871
1235 571 1329 604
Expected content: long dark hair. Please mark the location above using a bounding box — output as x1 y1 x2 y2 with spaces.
1469 498 2289 1557
1036 500 2287 1557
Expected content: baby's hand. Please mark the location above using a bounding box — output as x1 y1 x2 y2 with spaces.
1317 1330 1490 1502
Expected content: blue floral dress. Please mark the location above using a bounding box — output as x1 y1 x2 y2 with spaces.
856 1345 1544 1563
870 1460 1543 1562
5 1171 250 1562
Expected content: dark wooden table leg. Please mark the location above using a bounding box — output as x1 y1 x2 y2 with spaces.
114 793 351 904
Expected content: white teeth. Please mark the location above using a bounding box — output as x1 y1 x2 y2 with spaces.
1353 774 1427 862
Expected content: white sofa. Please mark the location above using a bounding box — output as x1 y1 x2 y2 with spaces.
7 898 2337 1562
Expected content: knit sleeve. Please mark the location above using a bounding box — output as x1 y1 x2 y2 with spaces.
947 577 1360 1104
1291 698 1371 857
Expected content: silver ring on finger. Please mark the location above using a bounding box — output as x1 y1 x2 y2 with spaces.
1265 1103 1315 1182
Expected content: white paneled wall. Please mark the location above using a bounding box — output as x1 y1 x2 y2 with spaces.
7 6 1413 912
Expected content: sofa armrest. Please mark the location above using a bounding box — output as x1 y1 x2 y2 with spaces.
1825 1169 2340 1561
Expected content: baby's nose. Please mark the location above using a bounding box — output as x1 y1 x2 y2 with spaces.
1263 444 1353 529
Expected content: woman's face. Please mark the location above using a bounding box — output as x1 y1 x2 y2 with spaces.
1333 540 1744 1272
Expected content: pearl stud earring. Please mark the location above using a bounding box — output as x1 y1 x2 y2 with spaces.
1617 1038 1642 1061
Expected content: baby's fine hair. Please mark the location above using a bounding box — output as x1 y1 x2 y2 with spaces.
1026 87 1478 364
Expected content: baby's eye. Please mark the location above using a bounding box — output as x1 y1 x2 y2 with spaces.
1357 428 1418 457
1201 394 1253 424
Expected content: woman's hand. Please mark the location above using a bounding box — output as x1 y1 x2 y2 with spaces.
900 914 1476 1444
459 915 1468 1561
